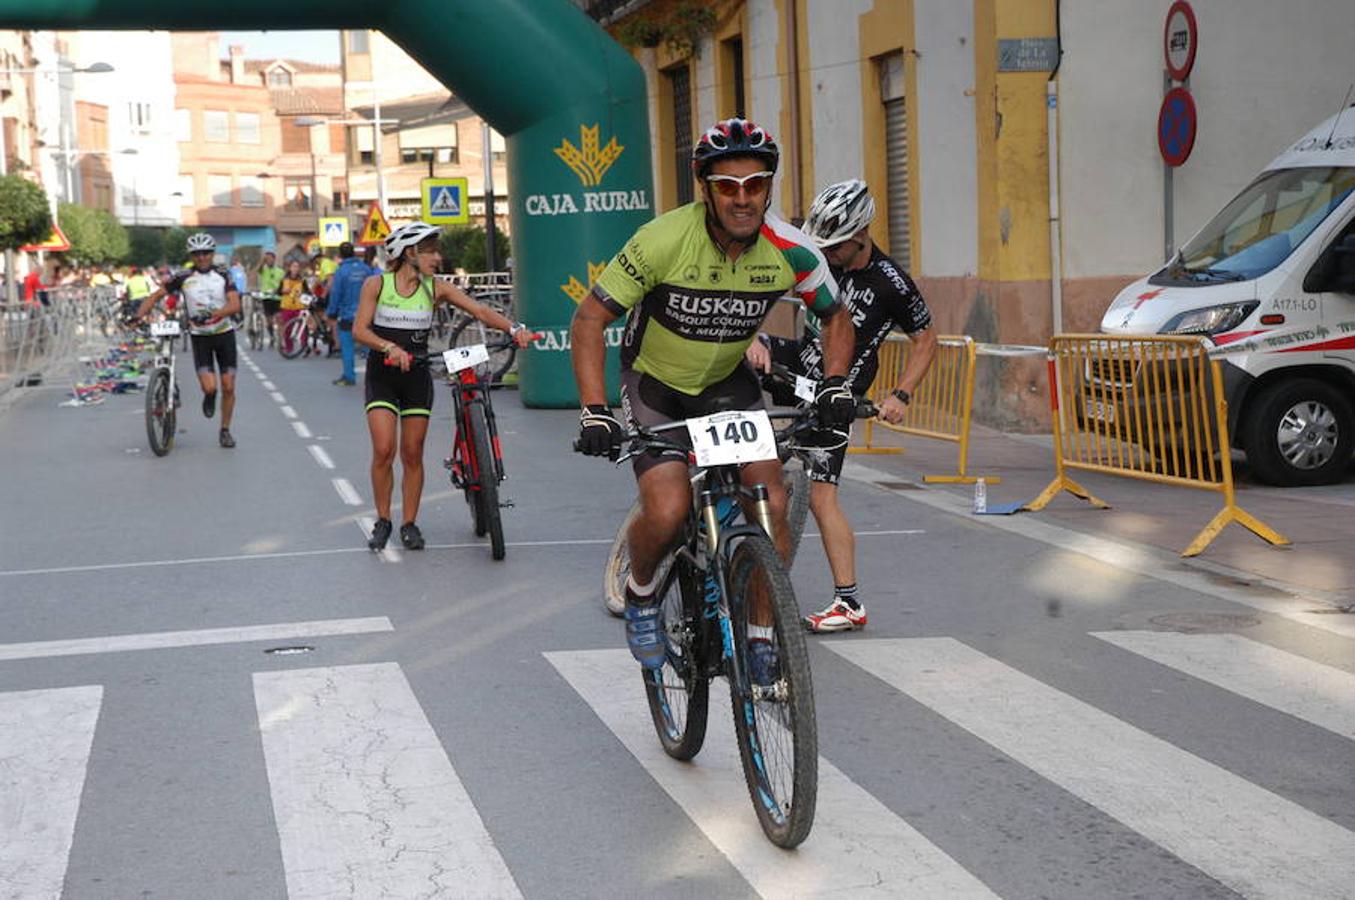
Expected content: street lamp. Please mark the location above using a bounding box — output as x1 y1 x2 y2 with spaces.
117 148 140 227
342 81 389 213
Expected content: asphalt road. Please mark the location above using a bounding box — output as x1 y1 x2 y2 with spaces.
2 340 1353 899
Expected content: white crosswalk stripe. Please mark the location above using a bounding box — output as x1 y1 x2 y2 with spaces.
254 662 522 899
547 648 998 898
1092 630 1355 740
0 685 103 897
828 637 1355 900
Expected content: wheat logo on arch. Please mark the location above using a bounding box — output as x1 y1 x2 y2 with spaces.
555 124 624 187
561 261 609 304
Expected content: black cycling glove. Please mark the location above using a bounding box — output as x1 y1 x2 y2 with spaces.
814 376 856 429
577 405 623 460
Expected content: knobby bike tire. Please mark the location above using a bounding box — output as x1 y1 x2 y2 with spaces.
603 500 642 617
782 460 811 569
145 368 175 457
278 316 307 359
448 315 516 387
643 554 711 760
727 533 817 848
468 402 505 560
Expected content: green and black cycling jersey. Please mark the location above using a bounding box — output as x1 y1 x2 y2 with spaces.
370 272 435 359
593 202 840 396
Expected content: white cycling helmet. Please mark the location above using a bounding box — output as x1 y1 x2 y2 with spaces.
385 221 442 260
185 232 216 253
803 179 875 248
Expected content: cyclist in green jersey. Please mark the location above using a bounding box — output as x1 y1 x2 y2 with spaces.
256 251 285 342
572 117 857 674
352 221 532 552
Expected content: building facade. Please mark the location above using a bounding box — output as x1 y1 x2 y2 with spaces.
597 0 1353 427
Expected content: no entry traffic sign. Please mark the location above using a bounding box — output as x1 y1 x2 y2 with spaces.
1159 87 1197 167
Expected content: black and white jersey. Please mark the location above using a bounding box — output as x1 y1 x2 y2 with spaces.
165 266 235 335
797 245 932 393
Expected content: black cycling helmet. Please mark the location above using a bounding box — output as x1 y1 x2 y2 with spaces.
691 118 779 178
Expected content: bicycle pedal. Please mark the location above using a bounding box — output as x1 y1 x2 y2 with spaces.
499 499 515 509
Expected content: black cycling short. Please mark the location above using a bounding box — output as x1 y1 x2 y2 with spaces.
259 296 281 317
190 331 238 375
766 335 847 485
365 358 434 418
619 363 764 477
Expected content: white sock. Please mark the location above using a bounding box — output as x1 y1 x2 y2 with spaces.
748 624 774 642
626 573 657 598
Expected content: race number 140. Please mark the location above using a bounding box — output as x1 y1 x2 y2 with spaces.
686 410 777 466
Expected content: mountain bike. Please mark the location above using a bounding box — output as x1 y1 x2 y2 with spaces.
591 408 821 848
446 290 518 386
278 296 329 359
243 292 275 351
603 369 872 617
436 335 537 560
143 317 184 457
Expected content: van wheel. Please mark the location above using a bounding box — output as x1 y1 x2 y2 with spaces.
1242 379 1354 486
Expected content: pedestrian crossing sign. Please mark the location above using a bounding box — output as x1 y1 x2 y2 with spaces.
422 177 470 224
356 204 391 247
319 218 350 248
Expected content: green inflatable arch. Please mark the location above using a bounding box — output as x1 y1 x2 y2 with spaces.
0 0 652 406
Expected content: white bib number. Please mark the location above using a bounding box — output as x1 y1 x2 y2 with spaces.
150 320 181 337
793 374 816 404
686 410 777 466
442 344 490 373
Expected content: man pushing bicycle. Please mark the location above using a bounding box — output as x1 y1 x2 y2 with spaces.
571 117 856 679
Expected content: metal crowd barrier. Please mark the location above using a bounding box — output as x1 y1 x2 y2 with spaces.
851 334 998 484
0 286 120 411
1025 334 1289 557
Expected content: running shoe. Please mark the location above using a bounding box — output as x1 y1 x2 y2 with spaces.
802 598 867 633
218 428 235 448
368 518 393 551
202 391 216 418
400 522 425 550
332 377 356 386
623 588 666 669
747 638 780 687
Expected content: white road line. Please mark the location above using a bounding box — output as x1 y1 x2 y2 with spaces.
0 685 102 898
255 663 522 899
261 380 276 390
1092 631 1355 740
279 405 297 419
269 391 286 403
331 477 362 506
356 517 401 563
843 461 1355 637
307 444 335 469
829 638 1355 900
0 617 393 662
291 421 312 439
547 649 996 898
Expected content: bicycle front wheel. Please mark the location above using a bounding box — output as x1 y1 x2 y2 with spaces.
467 402 505 560
144 368 175 457
603 501 641 617
643 555 710 760
448 314 516 386
727 533 817 848
278 315 307 359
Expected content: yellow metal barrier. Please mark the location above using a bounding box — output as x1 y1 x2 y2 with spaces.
852 334 998 484
1026 334 1289 557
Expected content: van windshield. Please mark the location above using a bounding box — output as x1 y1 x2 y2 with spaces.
1156 166 1355 285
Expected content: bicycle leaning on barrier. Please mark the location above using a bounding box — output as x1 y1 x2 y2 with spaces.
583 404 824 847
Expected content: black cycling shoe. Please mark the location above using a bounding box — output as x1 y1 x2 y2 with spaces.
368 518 393 551
218 428 235 448
202 391 216 418
399 522 425 550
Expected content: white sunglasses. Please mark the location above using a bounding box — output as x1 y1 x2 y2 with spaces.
705 171 775 196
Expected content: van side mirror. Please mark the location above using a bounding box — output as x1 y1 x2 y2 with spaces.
1303 233 1355 294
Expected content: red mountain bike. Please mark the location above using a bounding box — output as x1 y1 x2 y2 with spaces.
438 336 537 560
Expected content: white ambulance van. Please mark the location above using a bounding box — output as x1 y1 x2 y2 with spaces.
1101 109 1355 486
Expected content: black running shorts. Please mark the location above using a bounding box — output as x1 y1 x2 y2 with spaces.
365 358 434 418
619 364 764 477
190 331 238 375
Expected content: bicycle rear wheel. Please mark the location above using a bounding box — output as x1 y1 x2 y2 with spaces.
467 402 505 560
144 368 175 457
726 533 817 848
603 501 641 617
643 555 710 760
278 315 307 359
782 460 811 569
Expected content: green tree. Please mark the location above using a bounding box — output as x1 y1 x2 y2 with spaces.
127 226 166 266
0 174 53 251
95 210 130 263
163 226 190 266
439 223 511 273
58 203 132 265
